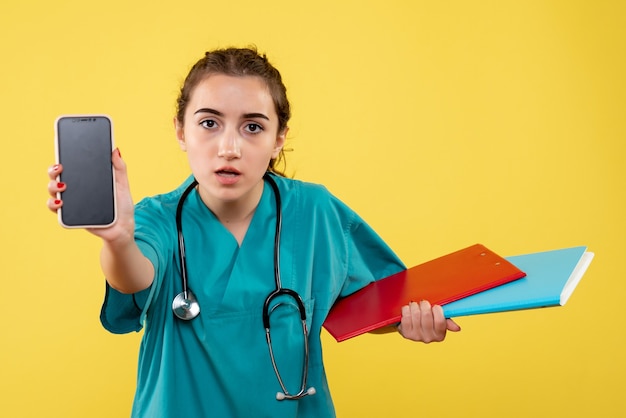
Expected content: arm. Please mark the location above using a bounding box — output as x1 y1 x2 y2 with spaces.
47 149 154 294
100 233 154 294
335 201 460 343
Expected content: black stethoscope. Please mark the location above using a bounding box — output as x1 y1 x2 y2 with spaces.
171 173 316 401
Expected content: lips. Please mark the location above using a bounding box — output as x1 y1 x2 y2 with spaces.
216 167 241 177
215 167 241 185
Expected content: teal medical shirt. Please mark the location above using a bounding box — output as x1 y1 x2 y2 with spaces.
101 174 405 418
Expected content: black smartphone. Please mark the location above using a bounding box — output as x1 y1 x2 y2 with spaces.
54 115 116 228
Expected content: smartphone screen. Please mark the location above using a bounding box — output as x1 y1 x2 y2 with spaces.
55 115 116 228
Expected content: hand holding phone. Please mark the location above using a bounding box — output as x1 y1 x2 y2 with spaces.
54 115 117 228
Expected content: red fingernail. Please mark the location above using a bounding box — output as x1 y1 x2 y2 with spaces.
54 199 61 205
57 182 65 188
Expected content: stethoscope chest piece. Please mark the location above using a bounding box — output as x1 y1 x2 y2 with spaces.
172 290 200 320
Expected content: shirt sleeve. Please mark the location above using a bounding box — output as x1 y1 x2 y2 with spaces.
334 197 406 298
99 196 174 334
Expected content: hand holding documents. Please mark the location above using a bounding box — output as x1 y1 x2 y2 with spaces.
323 244 593 342
323 244 527 342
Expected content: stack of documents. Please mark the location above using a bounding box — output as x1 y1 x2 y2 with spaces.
323 244 594 342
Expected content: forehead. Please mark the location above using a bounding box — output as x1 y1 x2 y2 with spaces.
187 74 275 114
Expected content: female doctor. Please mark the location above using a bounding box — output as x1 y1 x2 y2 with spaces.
47 47 460 418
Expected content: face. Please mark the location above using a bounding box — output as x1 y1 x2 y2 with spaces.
175 74 286 209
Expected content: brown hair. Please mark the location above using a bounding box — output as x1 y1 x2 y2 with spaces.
175 47 291 175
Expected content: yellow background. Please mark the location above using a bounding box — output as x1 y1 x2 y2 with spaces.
1 1 624 416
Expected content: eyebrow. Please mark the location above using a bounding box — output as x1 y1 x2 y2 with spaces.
194 108 270 121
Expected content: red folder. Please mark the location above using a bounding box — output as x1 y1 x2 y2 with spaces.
323 244 526 342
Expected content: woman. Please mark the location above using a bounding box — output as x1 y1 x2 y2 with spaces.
47 47 460 417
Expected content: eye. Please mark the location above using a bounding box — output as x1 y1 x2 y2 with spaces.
200 119 217 129
244 123 264 134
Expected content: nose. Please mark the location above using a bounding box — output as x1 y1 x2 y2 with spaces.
217 130 241 160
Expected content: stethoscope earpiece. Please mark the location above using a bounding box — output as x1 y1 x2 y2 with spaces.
172 290 200 320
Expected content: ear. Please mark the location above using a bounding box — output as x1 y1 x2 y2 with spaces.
272 127 288 159
174 118 187 151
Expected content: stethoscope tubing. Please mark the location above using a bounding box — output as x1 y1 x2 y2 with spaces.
175 178 198 301
172 173 315 400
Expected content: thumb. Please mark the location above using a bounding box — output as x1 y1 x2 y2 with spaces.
112 148 124 170
111 148 133 203
446 318 461 332
112 148 129 185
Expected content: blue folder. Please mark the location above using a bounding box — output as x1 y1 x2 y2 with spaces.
442 246 594 318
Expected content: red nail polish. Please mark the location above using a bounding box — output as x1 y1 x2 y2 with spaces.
57 182 65 188
54 199 61 205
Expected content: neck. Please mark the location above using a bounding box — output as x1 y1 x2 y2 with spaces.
198 181 265 245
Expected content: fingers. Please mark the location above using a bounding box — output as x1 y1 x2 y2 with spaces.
47 180 64 212
46 150 129 222
47 164 65 212
431 304 448 336
47 196 63 212
48 163 62 180
398 301 459 343
47 178 65 197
